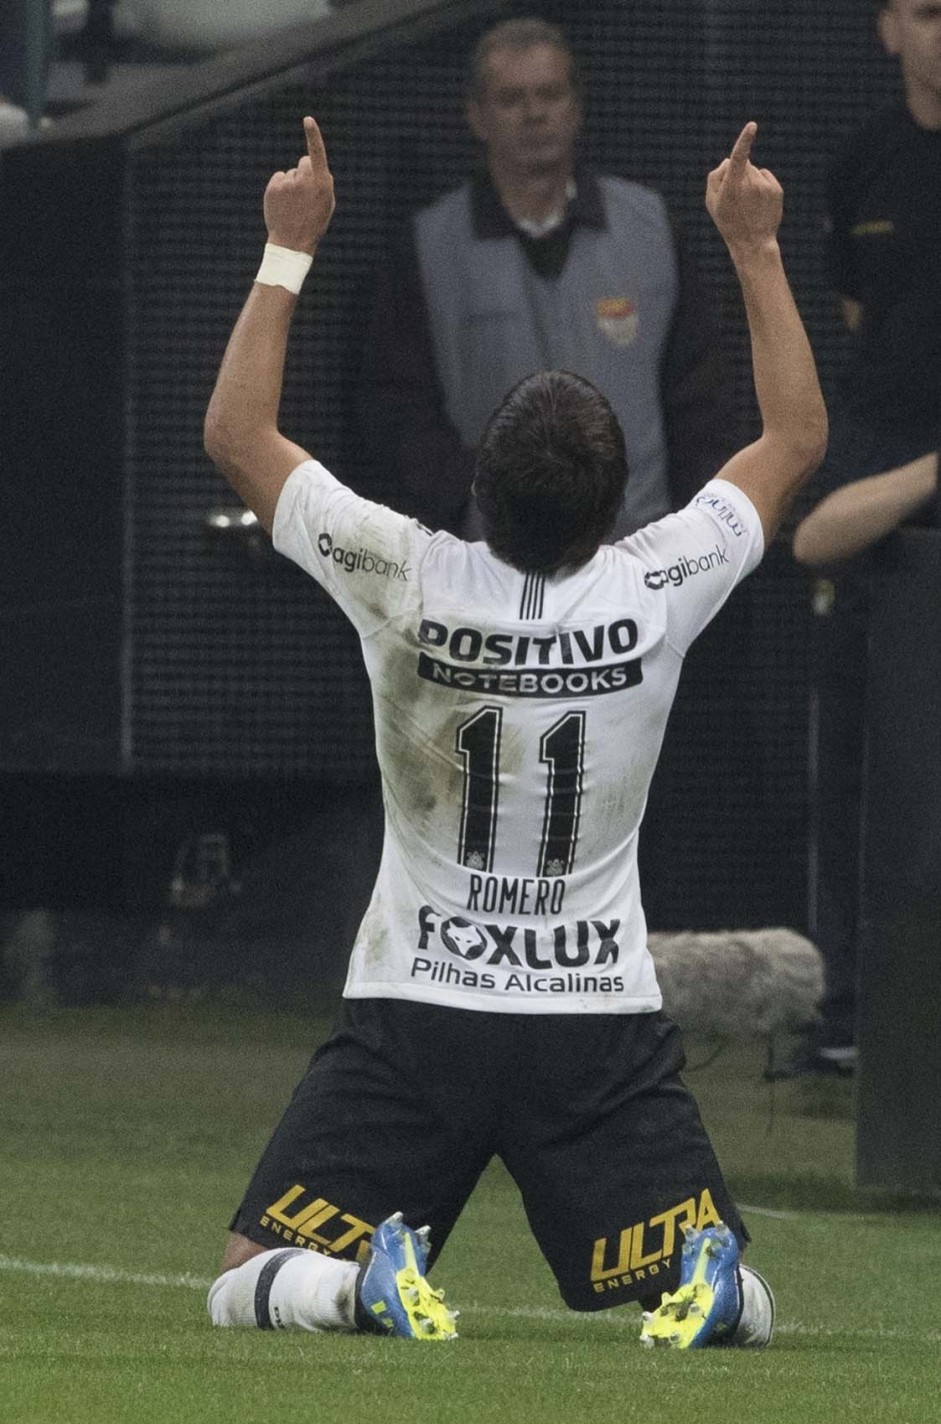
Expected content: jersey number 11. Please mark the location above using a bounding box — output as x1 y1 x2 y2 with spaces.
456 707 585 878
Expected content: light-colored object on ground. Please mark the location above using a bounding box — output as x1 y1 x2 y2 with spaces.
1 910 58 1011
0 99 43 145
0 99 29 136
648 928 823 1037
119 0 331 52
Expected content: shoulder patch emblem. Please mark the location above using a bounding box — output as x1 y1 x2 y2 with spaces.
595 296 638 347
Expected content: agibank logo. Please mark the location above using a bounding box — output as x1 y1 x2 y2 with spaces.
643 543 729 591
317 531 410 581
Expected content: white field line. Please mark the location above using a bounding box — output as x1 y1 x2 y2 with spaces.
736 1203 799 1220
1 1254 939 1344
0 1256 213 1291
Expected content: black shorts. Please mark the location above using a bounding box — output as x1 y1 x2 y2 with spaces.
229 999 748 1310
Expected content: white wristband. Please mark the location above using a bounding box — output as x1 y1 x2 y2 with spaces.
255 243 313 294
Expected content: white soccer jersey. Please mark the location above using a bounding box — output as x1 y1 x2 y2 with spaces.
273 463 763 1014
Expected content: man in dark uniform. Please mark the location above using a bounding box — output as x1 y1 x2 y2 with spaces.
359 17 735 540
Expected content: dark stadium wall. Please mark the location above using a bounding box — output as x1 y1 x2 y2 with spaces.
857 532 941 1192
1 139 127 774
0 0 901 938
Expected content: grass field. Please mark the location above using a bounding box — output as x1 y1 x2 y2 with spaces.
1 1000 939 1424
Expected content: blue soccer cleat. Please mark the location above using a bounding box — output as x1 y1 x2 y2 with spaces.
639 1222 743 1349
354 1212 458 1340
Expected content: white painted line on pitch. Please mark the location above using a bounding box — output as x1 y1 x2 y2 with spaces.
736 1202 800 1219
0 1255 213 1292
738 1202 892 1226
4 1254 937 1345
0 1256 622 1325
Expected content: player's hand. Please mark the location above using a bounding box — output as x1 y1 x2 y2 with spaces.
263 116 336 255
705 123 783 251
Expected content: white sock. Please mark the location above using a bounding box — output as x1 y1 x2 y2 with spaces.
731 1264 775 1347
208 1248 360 1332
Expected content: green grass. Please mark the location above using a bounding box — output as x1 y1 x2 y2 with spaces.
1 1002 939 1424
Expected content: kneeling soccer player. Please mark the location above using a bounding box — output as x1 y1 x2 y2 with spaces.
203 114 825 1347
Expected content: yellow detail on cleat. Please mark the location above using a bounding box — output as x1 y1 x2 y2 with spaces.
638 1234 721 1350
393 1233 458 1341
639 1284 718 1349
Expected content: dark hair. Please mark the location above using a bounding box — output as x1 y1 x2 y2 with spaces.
467 17 580 101
473 370 628 574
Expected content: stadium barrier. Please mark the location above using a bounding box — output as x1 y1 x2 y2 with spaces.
857 530 941 1194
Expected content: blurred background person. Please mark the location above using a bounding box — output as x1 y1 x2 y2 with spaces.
359 16 735 539
784 0 941 1077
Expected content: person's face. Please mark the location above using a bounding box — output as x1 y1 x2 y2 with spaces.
467 43 581 179
880 0 941 102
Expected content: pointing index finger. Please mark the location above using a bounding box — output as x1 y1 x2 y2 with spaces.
304 115 328 171
728 121 757 169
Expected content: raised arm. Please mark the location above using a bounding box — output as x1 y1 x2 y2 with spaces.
707 124 828 544
204 116 336 532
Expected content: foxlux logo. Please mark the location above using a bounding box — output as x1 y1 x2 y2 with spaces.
643 543 729 591
317 531 410 581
